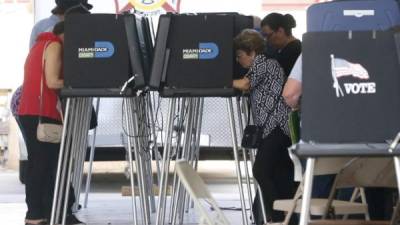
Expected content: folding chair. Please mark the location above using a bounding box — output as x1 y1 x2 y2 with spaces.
175 160 230 225
308 157 396 225
272 156 371 225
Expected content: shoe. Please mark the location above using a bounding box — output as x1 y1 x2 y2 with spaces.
25 221 47 225
65 215 85 225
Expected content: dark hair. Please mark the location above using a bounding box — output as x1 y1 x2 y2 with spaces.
53 21 65 35
261 13 296 36
234 29 266 55
51 0 92 15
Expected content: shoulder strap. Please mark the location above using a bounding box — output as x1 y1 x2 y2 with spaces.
39 41 63 123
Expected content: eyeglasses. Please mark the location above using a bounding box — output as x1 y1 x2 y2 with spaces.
263 31 274 40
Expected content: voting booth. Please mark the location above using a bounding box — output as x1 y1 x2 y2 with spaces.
62 13 153 97
149 13 253 97
51 13 157 225
301 29 400 143
295 1 400 224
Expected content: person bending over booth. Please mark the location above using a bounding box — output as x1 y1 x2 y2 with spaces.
232 29 295 223
18 22 84 225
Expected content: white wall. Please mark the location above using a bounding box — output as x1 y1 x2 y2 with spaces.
33 0 55 22
0 2 33 89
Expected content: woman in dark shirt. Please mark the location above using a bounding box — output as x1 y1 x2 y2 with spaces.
233 29 293 223
261 13 301 78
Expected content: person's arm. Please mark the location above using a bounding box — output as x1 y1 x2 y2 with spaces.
44 42 64 89
282 54 302 109
233 76 250 91
283 78 302 109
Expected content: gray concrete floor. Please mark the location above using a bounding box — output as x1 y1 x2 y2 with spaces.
0 161 252 225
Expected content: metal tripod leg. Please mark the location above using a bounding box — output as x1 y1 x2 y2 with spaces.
61 98 91 225
50 98 72 225
180 98 201 222
156 98 177 225
226 98 249 225
172 98 196 225
235 98 254 223
124 98 138 225
84 97 100 208
299 157 315 225
51 98 83 225
145 94 158 213
71 98 92 212
169 98 188 224
241 97 268 224
148 93 161 186
129 97 151 225
185 98 203 214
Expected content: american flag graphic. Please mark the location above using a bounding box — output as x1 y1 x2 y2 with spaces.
332 57 369 80
330 54 370 97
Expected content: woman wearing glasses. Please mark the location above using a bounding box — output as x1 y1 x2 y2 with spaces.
233 29 293 224
261 13 301 79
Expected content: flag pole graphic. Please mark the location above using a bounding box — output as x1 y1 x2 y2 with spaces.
331 54 344 97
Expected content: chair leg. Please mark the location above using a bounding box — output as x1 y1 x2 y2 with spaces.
282 181 304 225
342 187 360 220
299 158 316 225
359 187 370 220
390 200 400 225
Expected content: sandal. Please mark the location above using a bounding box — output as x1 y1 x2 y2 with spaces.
25 220 47 225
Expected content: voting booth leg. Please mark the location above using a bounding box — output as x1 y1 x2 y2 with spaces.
49 98 91 225
227 97 250 225
123 98 139 225
185 98 204 213
71 98 92 213
235 98 255 223
299 157 315 225
170 98 195 224
156 98 178 225
127 98 145 224
169 99 188 225
168 98 188 224
83 97 100 208
146 94 160 213
171 98 195 225
54 98 79 225
241 98 268 223
148 93 162 187
50 98 71 225
61 98 92 225
138 96 157 215
183 97 203 222
129 97 151 225
172 98 198 225
169 98 193 224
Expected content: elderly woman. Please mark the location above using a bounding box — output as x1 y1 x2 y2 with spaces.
233 29 294 223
